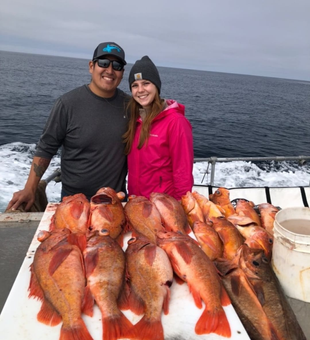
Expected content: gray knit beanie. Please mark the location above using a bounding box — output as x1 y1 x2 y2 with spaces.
128 56 161 94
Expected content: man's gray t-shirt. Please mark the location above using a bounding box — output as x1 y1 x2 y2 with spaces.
35 85 130 198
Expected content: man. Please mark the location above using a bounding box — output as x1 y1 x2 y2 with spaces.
7 42 130 211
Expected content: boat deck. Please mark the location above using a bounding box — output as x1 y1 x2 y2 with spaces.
0 213 42 313
0 185 310 339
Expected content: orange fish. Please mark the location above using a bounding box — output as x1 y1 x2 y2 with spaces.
235 199 262 227
192 220 223 260
215 246 280 340
28 228 93 340
257 203 280 236
51 193 90 234
192 191 224 220
238 224 273 260
209 188 235 218
124 196 165 244
209 216 244 260
156 231 231 337
83 230 134 340
180 191 205 227
150 192 191 234
89 187 126 239
240 246 307 340
125 234 173 340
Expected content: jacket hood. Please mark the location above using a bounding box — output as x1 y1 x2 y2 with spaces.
153 99 185 121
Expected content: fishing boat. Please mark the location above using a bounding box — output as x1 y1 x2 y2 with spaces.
0 155 309 339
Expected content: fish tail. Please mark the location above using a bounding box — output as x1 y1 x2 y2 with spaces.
195 307 231 338
132 317 164 340
102 313 135 340
60 318 93 340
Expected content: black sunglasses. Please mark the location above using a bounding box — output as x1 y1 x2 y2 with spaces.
95 58 124 71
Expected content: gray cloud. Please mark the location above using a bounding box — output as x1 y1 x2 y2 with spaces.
1 0 309 80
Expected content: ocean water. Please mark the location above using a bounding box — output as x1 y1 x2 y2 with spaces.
0 50 309 212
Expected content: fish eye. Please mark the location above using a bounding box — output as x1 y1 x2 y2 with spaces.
128 237 137 244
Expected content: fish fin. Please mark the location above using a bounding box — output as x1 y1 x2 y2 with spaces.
49 248 73 276
115 233 124 248
196 234 219 255
49 215 56 231
220 285 231 306
144 244 157 266
195 306 231 338
123 218 133 233
84 249 99 277
230 274 242 297
251 282 266 306
216 204 227 215
188 283 203 309
60 318 93 340
132 317 164 340
82 285 94 317
162 286 171 315
185 223 192 234
102 313 135 340
28 264 44 300
214 257 237 276
68 232 87 252
174 273 185 285
118 280 131 310
37 299 62 326
174 241 194 264
126 285 145 315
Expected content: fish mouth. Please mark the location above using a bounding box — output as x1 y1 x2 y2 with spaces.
91 194 112 205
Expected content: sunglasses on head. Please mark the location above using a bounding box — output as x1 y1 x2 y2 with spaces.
95 58 124 71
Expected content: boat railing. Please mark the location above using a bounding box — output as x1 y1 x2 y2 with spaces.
194 155 310 186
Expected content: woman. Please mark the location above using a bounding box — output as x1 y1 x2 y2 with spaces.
123 55 194 200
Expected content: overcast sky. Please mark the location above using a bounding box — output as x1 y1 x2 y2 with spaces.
1 0 310 81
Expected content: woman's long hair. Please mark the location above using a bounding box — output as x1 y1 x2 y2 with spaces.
123 91 164 155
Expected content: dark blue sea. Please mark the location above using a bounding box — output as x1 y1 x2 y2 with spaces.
1 50 310 156
0 50 309 212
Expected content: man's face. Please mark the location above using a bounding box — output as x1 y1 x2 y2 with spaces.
89 56 124 98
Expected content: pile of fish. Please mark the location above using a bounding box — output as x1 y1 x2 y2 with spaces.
27 187 307 340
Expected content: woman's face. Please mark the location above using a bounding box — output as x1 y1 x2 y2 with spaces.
131 80 157 109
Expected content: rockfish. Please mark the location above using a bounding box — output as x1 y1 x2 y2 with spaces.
125 235 173 340
236 223 273 260
28 228 93 340
83 229 134 340
235 199 262 227
192 191 224 220
215 246 280 340
156 231 231 337
124 196 165 244
209 216 244 260
192 220 223 260
241 246 307 340
257 203 280 236
89 187 126 239
209 188 235 217
180 191 205 227
150 192 191 234
51 193 90 235
228 213 273 260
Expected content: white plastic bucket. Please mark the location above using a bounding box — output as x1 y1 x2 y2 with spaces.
272 207 310 302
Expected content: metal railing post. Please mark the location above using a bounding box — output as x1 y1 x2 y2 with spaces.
209 157 217 186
